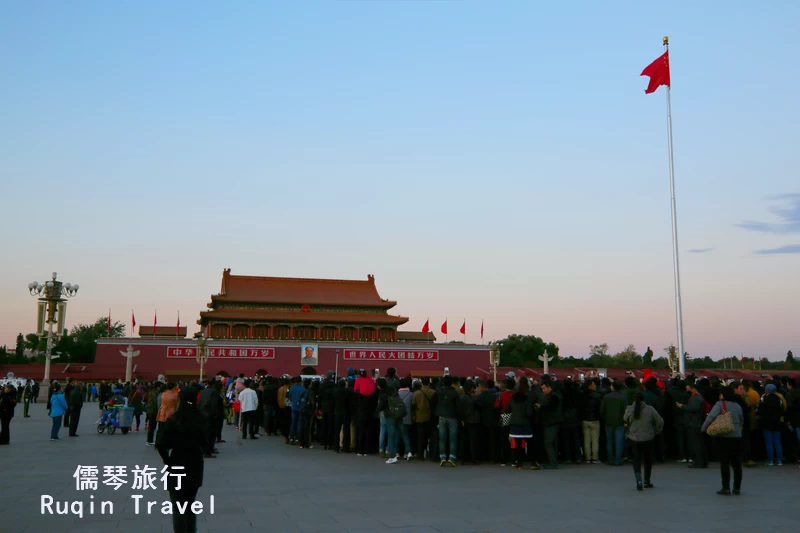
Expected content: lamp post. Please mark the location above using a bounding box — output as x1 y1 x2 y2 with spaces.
196 336 213 382
28 272 79 400
489 342 500 382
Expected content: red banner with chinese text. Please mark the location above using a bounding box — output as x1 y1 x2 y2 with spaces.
342 349 439 361
166 346 276 359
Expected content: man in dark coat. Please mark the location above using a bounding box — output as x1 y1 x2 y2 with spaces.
474 379 499 463
68 382 84 437
0 384 17 445
198 381 223 457
318 371 336 449
63 378 75 427
156 387 206 533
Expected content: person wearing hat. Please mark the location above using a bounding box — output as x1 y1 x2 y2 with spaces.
758 383 785 466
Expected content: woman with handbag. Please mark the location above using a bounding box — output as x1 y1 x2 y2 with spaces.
623 392 664 491
701 385 744 496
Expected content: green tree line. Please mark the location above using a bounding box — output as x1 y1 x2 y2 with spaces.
497 335 797 371
0 317 125 365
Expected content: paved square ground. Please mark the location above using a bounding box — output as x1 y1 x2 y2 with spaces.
1 403 798 533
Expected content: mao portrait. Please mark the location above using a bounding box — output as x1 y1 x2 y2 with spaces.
301 344 318 366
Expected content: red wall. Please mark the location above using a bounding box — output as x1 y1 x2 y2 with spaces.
95 340 491 380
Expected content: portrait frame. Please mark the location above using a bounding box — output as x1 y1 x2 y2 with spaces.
300 344 318 366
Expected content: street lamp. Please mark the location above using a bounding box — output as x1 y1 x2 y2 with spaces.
28 272 79 399
197 336 213 382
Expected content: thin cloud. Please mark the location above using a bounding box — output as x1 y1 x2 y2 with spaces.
754 244 800 255
737 194 800 234
688 247 714 253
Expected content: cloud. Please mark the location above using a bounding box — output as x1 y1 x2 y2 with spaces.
688 247 714 253
736 194 800 234
754 244 800 255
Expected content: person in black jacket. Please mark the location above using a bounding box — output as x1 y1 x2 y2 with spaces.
458 381 481 464
156 387 206 533
198 382 223 457
262 377 279 436
475 380 499 463
433 375 460 466
68 382 84 437
505 381 535 469
63 378 75 427
319 371 336 449
560 379 582 464
758 384 785 465
333 378 353 453
0 384 17 445
580 380 602 463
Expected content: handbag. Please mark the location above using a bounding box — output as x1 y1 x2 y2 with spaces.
706 401 735 437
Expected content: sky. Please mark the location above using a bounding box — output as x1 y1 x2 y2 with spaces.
1 1 798 361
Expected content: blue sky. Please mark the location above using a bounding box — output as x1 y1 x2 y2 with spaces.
1 1 797 360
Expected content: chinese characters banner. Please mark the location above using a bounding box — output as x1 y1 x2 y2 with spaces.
342 350 439 361
166 346 275 359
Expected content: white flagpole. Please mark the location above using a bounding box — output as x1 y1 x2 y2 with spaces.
663 36 686 375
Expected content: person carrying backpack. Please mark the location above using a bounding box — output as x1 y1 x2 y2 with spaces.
376 377 406 464
676 381 709 468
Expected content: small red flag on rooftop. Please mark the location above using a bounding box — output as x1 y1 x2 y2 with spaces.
153 310 157 337
441 319 448 335
480 319 484 340
641 50 670 94
459 320 466 335
421 319 430 334
176 311 181 336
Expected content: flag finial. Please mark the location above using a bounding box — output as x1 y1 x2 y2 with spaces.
663 36 669 45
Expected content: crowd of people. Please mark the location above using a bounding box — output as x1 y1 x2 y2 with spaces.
2 368 799 494
194 366 799 494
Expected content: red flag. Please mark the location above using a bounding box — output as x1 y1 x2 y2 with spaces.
107 309 111 335
131 310 136 329
153 310 157 337
421 319 430 334
480 320 484 340
176 311 181 336
441 319 448 335
459 320 465 335
641 51 670 94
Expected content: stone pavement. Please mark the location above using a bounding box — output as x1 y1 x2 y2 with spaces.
1 403 799 533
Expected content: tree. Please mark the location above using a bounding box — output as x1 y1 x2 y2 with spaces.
614 344 642 368
25 333 45 354
589 343 609 357
496 334 556 368
15 333 24 356
69 316 126 363
787 350 795 365
643 346 654 366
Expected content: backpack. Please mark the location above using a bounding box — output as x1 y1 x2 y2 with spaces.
387 394 407 419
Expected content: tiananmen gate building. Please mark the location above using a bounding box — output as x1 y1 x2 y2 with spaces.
90 270 490 381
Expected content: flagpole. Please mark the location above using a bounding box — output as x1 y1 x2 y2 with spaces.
663 36 686 376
